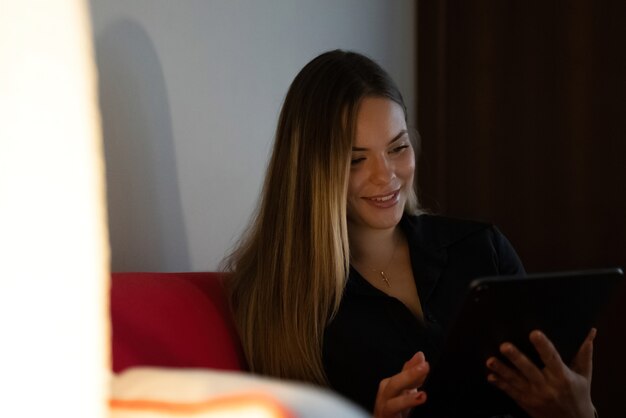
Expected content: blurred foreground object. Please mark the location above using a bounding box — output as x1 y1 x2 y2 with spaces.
0 0 110 417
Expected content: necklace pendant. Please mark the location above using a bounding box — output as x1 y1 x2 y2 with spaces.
380 271 391 287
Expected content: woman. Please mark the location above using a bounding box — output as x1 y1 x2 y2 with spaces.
223 50 596 418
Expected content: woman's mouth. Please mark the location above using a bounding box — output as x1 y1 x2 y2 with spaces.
362 190 400 208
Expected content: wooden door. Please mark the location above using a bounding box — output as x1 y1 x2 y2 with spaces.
417 1 626 415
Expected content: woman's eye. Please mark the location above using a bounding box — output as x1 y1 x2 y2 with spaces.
351 157 365 165
390 145 409 154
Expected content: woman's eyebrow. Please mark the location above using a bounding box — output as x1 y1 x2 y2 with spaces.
352 130 408 151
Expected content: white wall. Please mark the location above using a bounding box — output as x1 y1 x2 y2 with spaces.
89 0 416 272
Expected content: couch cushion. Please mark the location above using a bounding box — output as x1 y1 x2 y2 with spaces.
110 367 369 418
111 272 246 372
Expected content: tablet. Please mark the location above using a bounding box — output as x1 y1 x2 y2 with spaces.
421 268 623 417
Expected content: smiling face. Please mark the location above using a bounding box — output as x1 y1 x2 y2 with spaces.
347 96 415 232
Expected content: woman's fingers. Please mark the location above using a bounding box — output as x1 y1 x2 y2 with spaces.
380 389 427 417
487 331 596 418
495 342 545 386
382 360 429 397
486 371 526 402
486 356 524 387
529 330 566 375
571 328 596 379
402 351 425 371
374 354 430 418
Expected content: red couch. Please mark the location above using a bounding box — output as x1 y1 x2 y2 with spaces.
110 272 246 373
110 272 371 417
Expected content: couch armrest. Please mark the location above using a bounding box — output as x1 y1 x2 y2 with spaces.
111 272 246 372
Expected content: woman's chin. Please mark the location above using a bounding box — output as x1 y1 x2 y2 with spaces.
350 208 404 231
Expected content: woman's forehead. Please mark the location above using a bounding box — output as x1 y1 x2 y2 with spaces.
353 97 407 147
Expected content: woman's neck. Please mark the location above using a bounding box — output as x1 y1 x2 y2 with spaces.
348 222 403 266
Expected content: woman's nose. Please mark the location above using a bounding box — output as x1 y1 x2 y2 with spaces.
370 155 395 185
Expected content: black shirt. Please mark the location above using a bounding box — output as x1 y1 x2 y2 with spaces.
323 214 525 416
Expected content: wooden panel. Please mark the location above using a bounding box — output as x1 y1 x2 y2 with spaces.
417 1 626 415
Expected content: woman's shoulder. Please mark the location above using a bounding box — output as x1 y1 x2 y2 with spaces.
402 213 497 249
402 212 525 275
408 213 492 229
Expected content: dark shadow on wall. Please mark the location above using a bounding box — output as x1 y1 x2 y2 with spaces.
96 18 191 272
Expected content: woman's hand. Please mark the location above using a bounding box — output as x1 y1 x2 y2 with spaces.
486 328 597 418
373 351 430 418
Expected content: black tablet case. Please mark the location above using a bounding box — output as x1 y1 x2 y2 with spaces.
420 268 623 417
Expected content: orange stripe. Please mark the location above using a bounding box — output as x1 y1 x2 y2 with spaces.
109 392 295 417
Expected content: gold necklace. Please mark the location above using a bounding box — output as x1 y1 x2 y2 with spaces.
355 234 400 288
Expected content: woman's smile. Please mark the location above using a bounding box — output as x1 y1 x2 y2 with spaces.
362 189 400 208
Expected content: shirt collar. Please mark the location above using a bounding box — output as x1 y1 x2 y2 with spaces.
346 214 487 303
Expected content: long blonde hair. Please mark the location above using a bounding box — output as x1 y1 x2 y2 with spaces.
222 50 419 385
